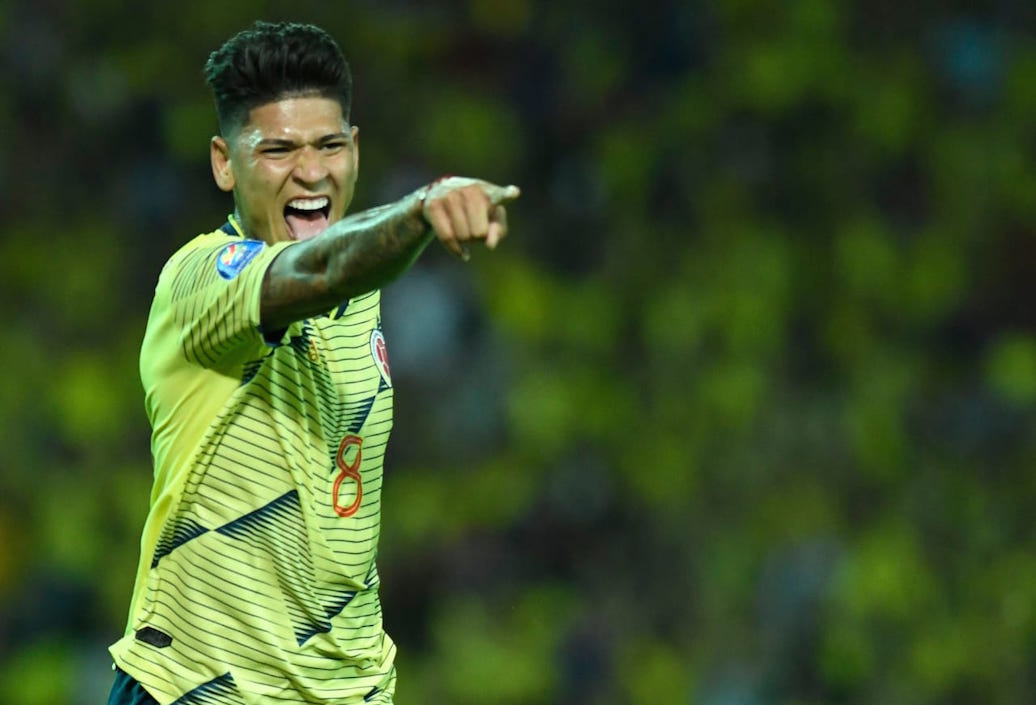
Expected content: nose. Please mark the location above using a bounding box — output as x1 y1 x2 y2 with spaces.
293 146 329 185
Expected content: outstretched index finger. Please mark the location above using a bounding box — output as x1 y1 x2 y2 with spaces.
483 183 521 205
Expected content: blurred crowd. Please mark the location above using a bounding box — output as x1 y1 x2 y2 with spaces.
1 1 1035 703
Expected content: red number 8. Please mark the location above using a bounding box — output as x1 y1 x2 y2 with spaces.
332 434 364 517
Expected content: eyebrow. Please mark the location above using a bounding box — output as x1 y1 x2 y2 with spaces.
256 133 351 148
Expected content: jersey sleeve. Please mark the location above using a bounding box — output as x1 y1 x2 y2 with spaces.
158 236 296 370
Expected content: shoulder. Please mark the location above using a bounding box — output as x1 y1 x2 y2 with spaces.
167 228 241 267
157 228 266 286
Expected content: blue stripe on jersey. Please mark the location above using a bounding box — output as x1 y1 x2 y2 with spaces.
215 491 301 542
295 588 359 646
152 518 210 567
331 301 349 319
346 395 377 435
171 672 243 704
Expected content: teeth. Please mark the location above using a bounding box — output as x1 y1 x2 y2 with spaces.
287 197 329 211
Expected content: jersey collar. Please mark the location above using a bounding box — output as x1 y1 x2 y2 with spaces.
221 213 246 238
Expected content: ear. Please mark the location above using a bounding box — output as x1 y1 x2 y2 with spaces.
350 125 360 174
210 136 235 192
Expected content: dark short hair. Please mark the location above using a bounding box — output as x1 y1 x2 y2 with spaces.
204 21 352 135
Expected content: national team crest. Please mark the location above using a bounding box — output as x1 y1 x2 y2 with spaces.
370 329 392 387
216 240 265 280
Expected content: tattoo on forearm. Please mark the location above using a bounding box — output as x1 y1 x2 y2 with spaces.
261 193 432 331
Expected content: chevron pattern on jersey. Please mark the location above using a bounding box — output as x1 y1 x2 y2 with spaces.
343 396 376 435
170 672 244 705
288 330 313 357
295 587 360 646
284 317 381 438
214 490 317 645
152 518 210 567
214 490 303 543
241 354 270 385
214 490 363 646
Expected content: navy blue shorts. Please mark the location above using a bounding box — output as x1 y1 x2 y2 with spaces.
107 668 158 705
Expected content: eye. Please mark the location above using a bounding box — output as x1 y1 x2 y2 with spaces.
321 141 347 153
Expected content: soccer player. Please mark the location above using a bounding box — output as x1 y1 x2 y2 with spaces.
106 21 519 705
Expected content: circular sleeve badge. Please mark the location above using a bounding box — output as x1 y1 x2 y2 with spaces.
370 330 392 387
216 240 265 280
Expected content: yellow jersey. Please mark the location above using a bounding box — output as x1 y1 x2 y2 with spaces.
110 216 397 704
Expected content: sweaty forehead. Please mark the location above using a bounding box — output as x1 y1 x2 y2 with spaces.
235 96 349 147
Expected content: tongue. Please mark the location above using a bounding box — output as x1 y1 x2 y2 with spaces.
285 210 329 241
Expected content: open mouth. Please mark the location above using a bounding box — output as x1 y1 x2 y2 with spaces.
284 196 331 241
